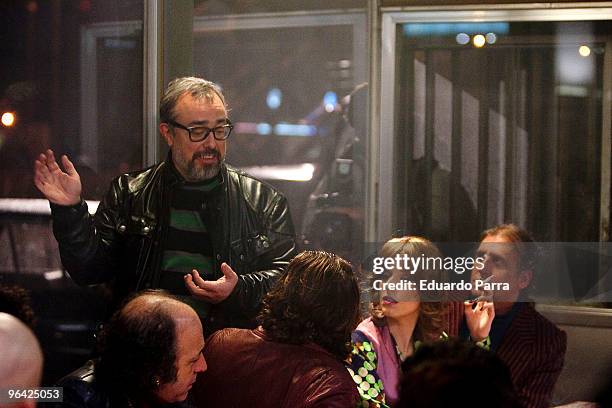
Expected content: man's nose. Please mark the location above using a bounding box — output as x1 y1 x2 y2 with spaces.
201 131 219 149
195 354 207 373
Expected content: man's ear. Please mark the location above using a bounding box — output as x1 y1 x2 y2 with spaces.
518 269 533 290
159 123 173 147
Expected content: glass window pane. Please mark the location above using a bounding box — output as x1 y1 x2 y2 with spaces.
395 20 609 243
0 1 144 200
192 6 368 263
0 0 143 384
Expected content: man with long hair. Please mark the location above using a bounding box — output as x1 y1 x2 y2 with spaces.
193 250 360 407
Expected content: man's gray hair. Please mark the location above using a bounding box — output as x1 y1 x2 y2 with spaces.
159 77 227 123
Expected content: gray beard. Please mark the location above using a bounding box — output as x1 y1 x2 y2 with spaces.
188 157 222 181
172 150 223 182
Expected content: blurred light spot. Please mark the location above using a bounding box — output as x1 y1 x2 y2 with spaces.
323 91 338 113
485 32 497 44
557 85 588 97
274 123 317 137
26 1 38 13
266 88 282 110
56 323 89 331
473 34 486 48
338 59 351 69
256 122 272 135
239 163 315 181
579 45 591 57
44 270 64 281
235 121 314 136
104 39 136 49
456 33 470 45
234 122 257 134
403 22 509 37
0 198 98 215
1 112 15 127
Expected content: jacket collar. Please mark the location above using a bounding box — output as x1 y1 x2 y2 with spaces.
253 327 338 358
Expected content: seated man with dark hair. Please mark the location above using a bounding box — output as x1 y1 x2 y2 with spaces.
449 224 567 408
56 290 206 407
194 250 360 408
398 337 521 408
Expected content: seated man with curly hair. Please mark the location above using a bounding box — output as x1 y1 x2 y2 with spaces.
193 250 360 408
56 290 206 407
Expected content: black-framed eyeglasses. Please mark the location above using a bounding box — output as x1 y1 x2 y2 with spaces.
167 119 233 142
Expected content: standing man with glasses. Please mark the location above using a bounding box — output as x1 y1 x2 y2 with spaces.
34 77 297 334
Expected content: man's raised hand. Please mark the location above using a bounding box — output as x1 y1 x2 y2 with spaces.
34 149 82 206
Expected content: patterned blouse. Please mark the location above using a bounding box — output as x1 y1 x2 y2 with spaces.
347 331 390 408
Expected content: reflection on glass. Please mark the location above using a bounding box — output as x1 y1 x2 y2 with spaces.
0 1 144 200
192 10 368 263
395 20 609 243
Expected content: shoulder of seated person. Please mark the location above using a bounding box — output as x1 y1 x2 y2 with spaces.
56 360 112 406
531 307 566 341
57 360 96 385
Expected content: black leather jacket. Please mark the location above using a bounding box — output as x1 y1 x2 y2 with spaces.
56 360 192 408
51 157 297 332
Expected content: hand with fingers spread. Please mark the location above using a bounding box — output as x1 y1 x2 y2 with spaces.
184 262 238 304
464 299 495 342
34 149 82 205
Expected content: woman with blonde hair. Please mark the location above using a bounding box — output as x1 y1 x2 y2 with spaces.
348 236 493 407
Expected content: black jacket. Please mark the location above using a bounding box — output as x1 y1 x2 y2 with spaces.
51 157 297 332
56 360 192 408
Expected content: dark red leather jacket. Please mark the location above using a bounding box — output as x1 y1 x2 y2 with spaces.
194 328 359 407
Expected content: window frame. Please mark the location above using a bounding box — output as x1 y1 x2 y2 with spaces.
374 4 612 243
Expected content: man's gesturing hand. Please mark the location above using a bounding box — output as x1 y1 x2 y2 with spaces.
34 149 82 206
184 262 239 304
